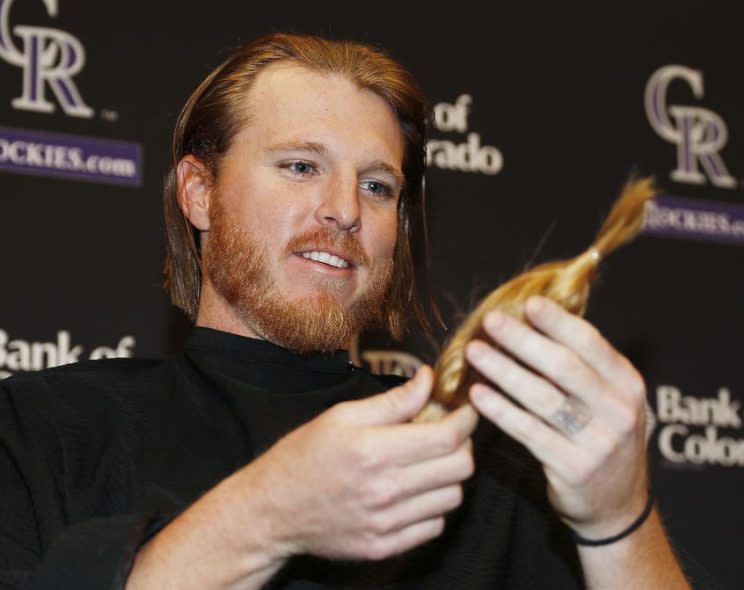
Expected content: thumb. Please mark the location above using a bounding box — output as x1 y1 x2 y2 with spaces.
341 365 433 426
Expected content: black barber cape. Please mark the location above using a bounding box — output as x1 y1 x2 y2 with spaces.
0 327 583 589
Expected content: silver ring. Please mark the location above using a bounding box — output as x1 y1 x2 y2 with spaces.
549 398 591 436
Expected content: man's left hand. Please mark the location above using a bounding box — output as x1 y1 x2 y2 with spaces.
466 295 649 541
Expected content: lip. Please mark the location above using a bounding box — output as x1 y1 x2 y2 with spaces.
293 247 356 269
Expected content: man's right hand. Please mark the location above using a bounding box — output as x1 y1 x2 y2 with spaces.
252 365 478 561
127 366 478 590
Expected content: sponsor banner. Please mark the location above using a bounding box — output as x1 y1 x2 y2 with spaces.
0 126 143 187
0 329 137 380
653 384 744 467
642 194 744 245
427 94 503 175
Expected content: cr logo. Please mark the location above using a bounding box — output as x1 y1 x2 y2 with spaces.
645 65 736 189
0 0 93 118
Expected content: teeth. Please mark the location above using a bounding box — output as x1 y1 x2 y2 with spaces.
301 251 350 269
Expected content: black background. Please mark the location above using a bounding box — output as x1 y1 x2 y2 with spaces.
2 1 743 586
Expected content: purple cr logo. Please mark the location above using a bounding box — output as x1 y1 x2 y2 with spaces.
645 65 736 189
0 0 92 118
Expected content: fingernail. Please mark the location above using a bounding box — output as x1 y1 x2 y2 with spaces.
484 311 505 331
466 340 487 361
526 296 544 314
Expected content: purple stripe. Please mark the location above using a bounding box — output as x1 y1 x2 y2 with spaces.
642 194 744 246
0 126 143 188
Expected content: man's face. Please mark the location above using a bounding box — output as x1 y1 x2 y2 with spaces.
201 63 405 353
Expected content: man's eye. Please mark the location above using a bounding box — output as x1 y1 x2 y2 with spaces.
285 161 316 175
361 179 392 197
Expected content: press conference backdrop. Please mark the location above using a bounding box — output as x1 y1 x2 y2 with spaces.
2 1 742 586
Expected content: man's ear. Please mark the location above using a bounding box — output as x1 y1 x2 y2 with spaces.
176 155 214 231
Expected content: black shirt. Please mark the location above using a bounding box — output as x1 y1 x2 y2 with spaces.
0 327 583 589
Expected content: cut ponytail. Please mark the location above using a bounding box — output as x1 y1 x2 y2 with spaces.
415 177 656 422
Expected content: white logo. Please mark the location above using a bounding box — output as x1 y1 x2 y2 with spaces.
654 385 744 466
0 329 135 379
427 94 503 175
0 0 93 117
645 65 735 189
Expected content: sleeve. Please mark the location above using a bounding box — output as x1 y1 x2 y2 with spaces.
0 379 173 590
21 514 173 590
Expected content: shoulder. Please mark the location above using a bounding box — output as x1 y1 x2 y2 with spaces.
0 356 175 415
0 357 183 463
2 356 164 389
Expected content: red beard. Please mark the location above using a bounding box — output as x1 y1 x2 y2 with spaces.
202 198 394 354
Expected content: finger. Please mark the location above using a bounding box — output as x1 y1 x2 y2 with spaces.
524 296 646 397
465 339 570 427
339 365 433 426
470 383 590 476
368 517 445 560
366 402 477 468
480 311 612 410
395 440 474 497
372 484 464 536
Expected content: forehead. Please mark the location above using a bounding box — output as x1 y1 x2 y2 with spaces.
230 62 405 164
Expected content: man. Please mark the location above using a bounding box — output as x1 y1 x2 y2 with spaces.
0 34 694 589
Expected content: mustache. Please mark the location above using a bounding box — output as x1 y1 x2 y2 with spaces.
285 227 370 268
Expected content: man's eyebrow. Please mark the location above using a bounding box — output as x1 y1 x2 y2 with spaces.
366 161 405 187
265 141 327 154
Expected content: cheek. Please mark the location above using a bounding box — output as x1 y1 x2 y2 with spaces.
221 173 303 242
367 209 398 260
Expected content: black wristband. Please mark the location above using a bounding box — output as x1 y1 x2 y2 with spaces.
570 492 655 547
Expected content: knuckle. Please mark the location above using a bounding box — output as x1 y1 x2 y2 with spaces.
616 405 640 436
438 423 462 454
454 445 475 479
575 457 600 486
607 394 643 437
447 485 464 510
380 389 403 415
533 382 558 410
584 322 601 342
582 323 606 352
461 450 475 479
369 512 396 536
564 455 594 486
364 478 399 509
325 400 352 421
353 437 388 473
431 516 446 538
510 412 538 442
549 348 578 373
624 369 647 402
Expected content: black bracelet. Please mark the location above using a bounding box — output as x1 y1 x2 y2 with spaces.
570 491 655 547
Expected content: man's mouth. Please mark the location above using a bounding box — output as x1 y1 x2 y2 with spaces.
297 250 353 269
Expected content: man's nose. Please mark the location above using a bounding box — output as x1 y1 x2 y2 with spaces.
314 171 361 232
